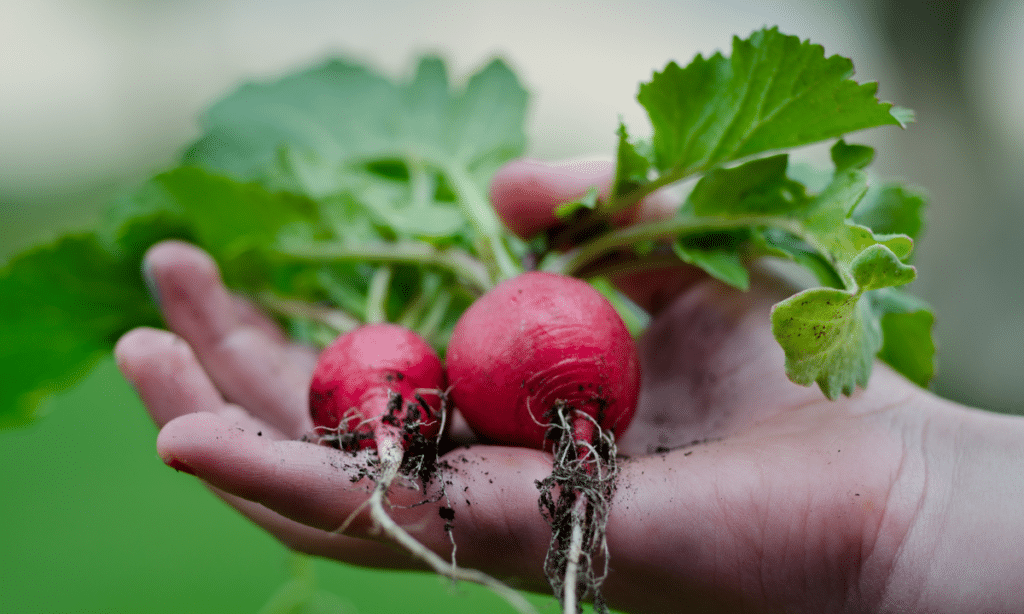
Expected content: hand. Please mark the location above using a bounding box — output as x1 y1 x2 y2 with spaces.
115 159 1024 613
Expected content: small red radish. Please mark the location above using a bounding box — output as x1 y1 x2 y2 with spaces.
309 323 538 614
310 322 444 457
445 271 641 614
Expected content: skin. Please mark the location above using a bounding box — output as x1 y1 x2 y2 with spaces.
115 158 1024 613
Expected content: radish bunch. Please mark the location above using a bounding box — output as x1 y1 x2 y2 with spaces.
308 273 639 614
446 271 641 614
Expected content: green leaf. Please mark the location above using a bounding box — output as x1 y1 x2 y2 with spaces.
771 287 880 399
183 56 527 245
849 243 916 290
868 288 936 387
800 167 870 260
770 244 916 398
637 27 906 176
851 183 927 242
185 60 396 182
610 122 651 202
889 106 916 127
672 233 751 290
0 235 160 427
315 192 390 245
112 167 325 290
830 140 875 171
765 226 921 397
554 186 600 219
344 168 468 239
153 168 321 258
687 154 809 216
448 58 530 169
753 229 845 289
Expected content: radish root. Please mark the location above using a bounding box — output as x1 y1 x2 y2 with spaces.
562 497 587 614
361 442 539 614
538 402 619 614
318 392 538 614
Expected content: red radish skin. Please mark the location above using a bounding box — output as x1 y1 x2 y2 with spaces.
308 323 538 614
445 271 641 614
309 322 444 454
445 271 640 449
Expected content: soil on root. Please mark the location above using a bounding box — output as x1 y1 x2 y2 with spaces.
310 389 444 483
536 400 619 614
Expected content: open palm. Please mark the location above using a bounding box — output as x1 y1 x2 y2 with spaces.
116 159 1023 613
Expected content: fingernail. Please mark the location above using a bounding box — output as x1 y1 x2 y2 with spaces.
165 457 197 476
142 260 162 308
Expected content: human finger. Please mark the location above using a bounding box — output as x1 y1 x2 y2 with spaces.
114 326 289 439
489 158 699 314
489 159 618 238
155 411 555 589
490 159 679 237
143 240 314 437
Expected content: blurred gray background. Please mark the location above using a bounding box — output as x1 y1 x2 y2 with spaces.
2 0 1021 413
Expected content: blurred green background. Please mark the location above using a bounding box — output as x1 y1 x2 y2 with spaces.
2 0 1022 612
0 359 549 613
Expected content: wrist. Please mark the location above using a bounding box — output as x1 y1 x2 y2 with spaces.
877 395 1024 612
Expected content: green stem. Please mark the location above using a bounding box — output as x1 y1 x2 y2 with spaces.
257 292 361 333
409 157 435 211
276 240 492 294
365 266 392 324
417 289 453 343
552 214 806 276
396 274 441 330
605 164 697 215
444 163 522 282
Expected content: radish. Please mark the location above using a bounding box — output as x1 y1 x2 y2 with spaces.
310 322 445 460
445 271 641 614
309 322 538 614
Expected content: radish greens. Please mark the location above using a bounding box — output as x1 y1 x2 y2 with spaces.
0 26 934 426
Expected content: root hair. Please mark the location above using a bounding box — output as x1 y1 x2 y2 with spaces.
536 401 619 614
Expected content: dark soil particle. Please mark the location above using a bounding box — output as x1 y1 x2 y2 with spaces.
309 390 453 498
438 506 456 521
381 392 403 427
652 437 721 455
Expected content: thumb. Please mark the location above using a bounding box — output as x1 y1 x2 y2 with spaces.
489 158 618 238
488 158 702 314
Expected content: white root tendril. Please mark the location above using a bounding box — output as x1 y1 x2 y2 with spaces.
562 498 587 614
538 402 619 614
336 440 539 614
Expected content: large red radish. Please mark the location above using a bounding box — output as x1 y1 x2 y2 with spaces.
445 271 641 614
